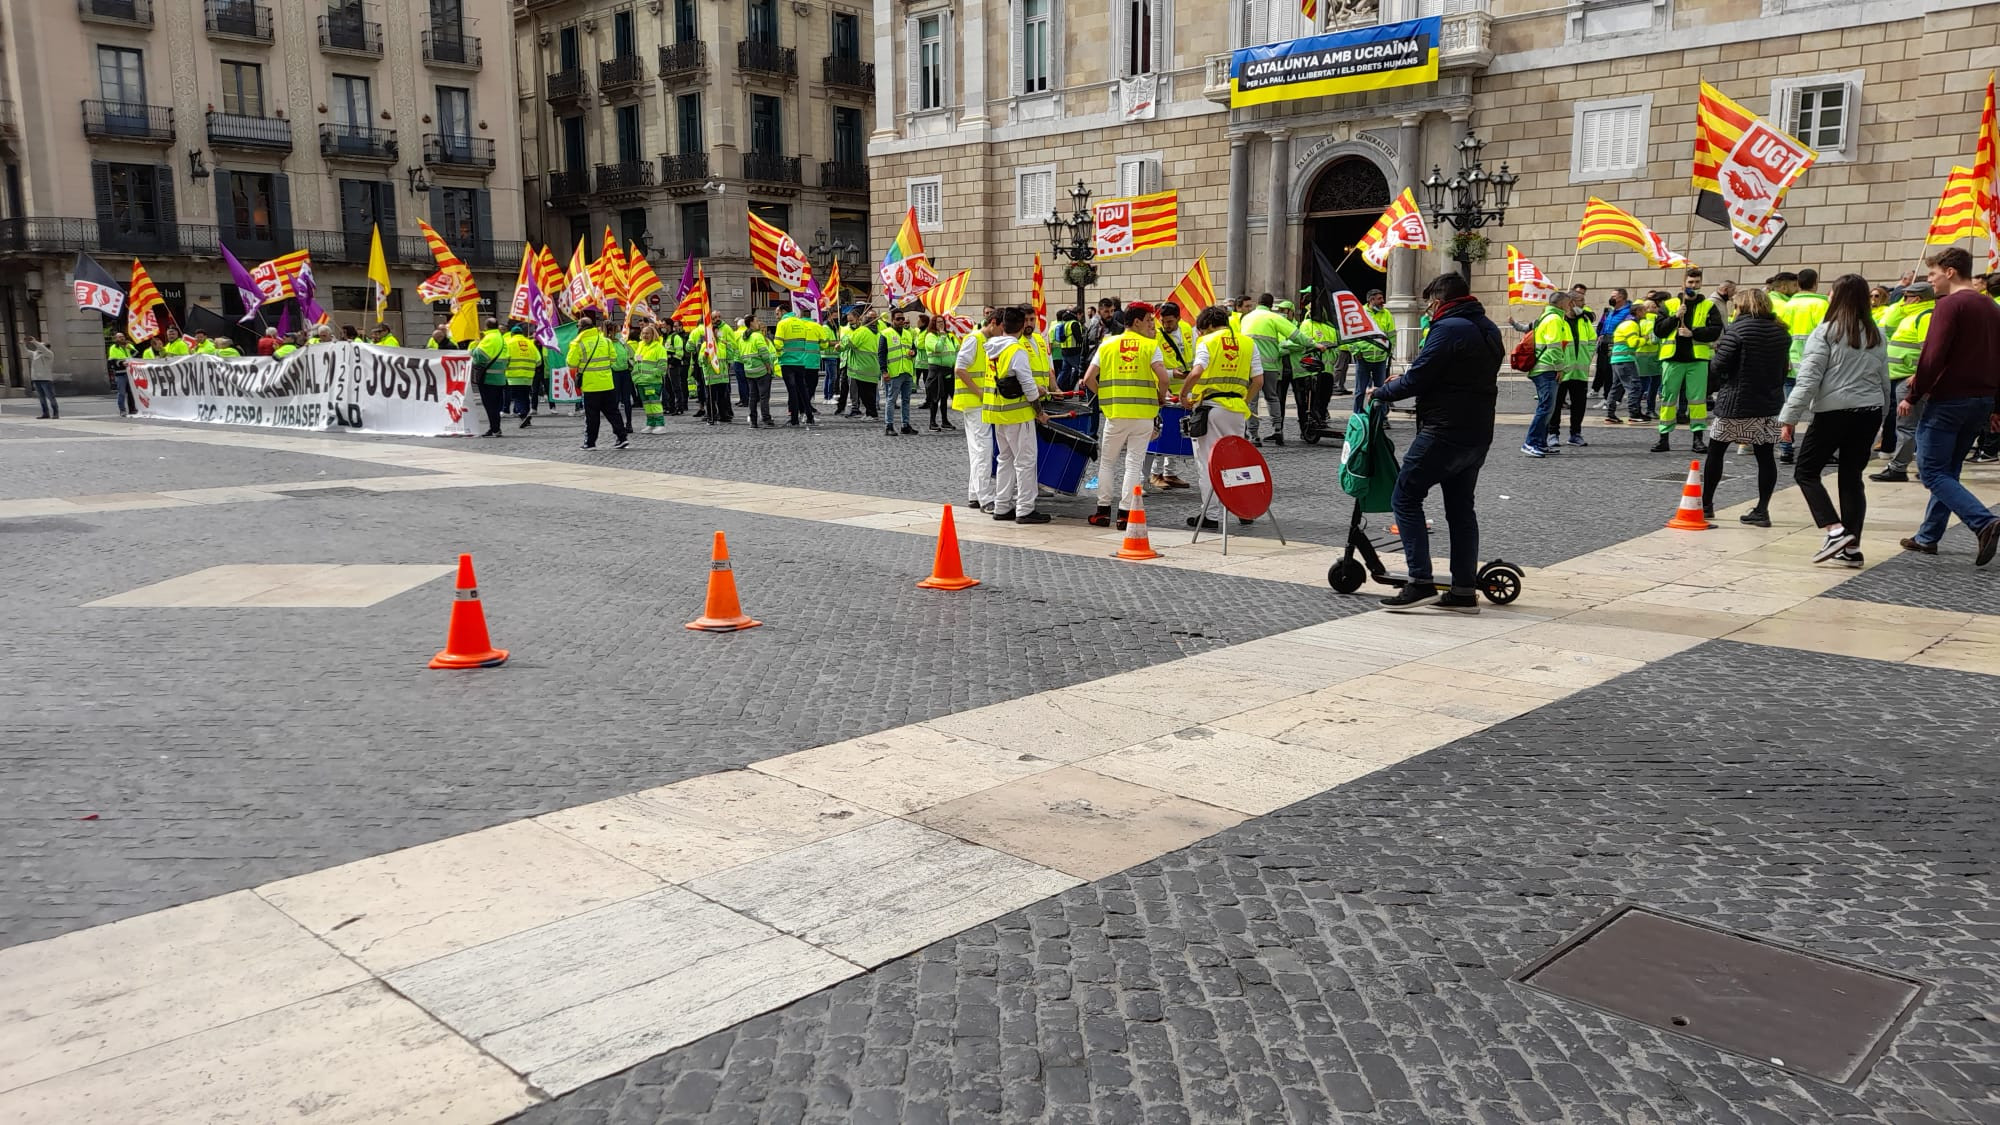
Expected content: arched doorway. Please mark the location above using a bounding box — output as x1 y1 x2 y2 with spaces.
1300 157 1391 310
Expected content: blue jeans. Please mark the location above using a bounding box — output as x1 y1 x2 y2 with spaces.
1527 372 1559 451
1393 428 1488 590
1914 395 1998 546
883 374 913 427
113 373 134 414
1350 358 1388 415
1607 361 1637 417
1629 374 1661 422
732 362 749 404
32 379 58 417
821 357 840 397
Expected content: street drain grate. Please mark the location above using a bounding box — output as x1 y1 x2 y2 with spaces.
1514 905 1927 1086
281 487 376 500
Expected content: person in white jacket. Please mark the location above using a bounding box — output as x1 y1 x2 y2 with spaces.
25 336 57 418
1778 273 1891 567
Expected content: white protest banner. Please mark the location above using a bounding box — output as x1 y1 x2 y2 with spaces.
129 343 473 435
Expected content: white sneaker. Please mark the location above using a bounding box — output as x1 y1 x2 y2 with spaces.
1812 529 1857 563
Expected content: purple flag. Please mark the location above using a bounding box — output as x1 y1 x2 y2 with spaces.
526 269 558 347
276 303 293 336
672 255 697 303
792 277 823 320
292 260 327 325
220 243 264 324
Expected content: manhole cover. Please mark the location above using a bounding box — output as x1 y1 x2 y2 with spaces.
1514 906 1927 1086
282 487 376 500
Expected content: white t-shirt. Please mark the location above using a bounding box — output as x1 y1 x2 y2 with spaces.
983 334 1041 402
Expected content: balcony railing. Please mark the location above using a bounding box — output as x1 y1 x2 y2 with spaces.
319 13 383 55
547 69 587 102
823 56 873 92
0 216 524 268
1202 0 1491 102
319 124 398 161
737 40 797 79
207 111 292 151
547 170 590 202
596 161 655 194
78 0 152 26
422 29 482 68
81 100 175 143
742 152 801 185
660 152 709 185
423 134 496 170
205 1 272 41
659 40 705 78
599 53 646 89
820 160 867 192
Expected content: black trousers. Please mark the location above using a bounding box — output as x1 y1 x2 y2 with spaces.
1795 407 1881 535
704 382 733 422
747 376 772 423
926 368 952 425
1703 436 1776 513
613 370 636 427
851 379 880 417
582 388 629 446
1289 373 1317 436
1550 380 1588 438
781 365 818 422
478 382 507 434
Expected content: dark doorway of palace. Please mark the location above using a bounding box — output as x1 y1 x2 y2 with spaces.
1300 156 1391 313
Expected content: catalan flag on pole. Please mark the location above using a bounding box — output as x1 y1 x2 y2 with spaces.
1356 188 1430 271
673 264 711 330
415 218 480 342
250 249 311 302
1299 0 1318 25
1505 245 1555 306
879 206 939 300
534 244 565 299
1927 166 1991 245
127 259 165 342
1577 197 1691 269
508 249 536 321
1030 254 1047 334
561 237 599 313
595 227 630 306
1092 190 1178 259
748 211 812 291
919 269 971 318
624 243 663 308
1166 255 1217 317
1972 73 1997 269
1693 79 1813 260
820 258 842 311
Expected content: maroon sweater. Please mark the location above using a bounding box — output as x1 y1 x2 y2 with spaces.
1909 287 2000 403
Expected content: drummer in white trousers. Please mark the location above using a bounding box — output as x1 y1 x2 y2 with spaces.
1179 305 1264 529
954 307 1002 511
984 305 1049 524
1081 301 1170 529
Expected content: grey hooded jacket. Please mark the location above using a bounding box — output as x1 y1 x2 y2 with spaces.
1778 322 1890 426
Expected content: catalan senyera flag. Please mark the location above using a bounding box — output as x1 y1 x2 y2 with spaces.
1356 188 1430 271
1973 73 1997 268
1299 0 1318 24
594 227 629 306
672 265 711 331
416 218 478 304
508 249 536 321
880 206 939 299
1030 254 1047 334
1505 245 1555 306
1694 79 1813 256
366 225 392 324
561 238 599 313
534 245 565 299
919 269 971 318
1166 256 1217 318
1092 190 1179 259
250 249 311 302
1927 166 1991 245
820 258 842 311
747 212 812 291
127 259 164 342
624 244 663 309
1578 197 1691 269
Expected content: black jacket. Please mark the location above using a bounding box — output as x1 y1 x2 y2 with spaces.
1375 297 1502 442
1708 314 1791 419
1652 290 1725 363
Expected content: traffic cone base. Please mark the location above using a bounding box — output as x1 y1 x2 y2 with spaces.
1665 458 1712 531
1115 485 1162 561
918 504 980 590
687 530 764 631
430 554 509 669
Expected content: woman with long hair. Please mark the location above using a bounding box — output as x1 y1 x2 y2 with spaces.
1702 288 1791 525
1780 273 1890 565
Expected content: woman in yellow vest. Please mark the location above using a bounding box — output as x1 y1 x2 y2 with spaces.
1179 306 1263 530
631 323 669 433
739 316 778 428
1081 301 1170 528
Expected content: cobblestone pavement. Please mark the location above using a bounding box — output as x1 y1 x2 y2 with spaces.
522 640 2000 1125
0 429 422 499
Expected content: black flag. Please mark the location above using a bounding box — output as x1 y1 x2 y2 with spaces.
1311 245 1387 346
71 252 125 317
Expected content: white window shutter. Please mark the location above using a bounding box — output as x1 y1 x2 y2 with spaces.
1144 157 1162 194
1009 0 1023 96
1149 0 1166 76
906 16 920 112
1117 159 1139 197
1240 0 1268 48
943 12 955 110
1050 0 1064 89
1116 0 1133 77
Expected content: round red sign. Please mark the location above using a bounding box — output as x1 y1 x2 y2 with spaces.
1204 435 1273 519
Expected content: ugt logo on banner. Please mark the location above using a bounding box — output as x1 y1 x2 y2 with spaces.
1719 120 1815 237
1093 201 1135 257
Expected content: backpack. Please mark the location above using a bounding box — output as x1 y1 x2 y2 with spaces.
1509 331 1538 373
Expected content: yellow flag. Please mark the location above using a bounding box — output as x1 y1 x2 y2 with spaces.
448 299 480 345
366 224 392 324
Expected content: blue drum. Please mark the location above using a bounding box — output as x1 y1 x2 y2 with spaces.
1148 405 1193 456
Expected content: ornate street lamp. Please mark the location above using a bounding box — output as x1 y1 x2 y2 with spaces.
1422 131 1518 282
1044 178 1096 319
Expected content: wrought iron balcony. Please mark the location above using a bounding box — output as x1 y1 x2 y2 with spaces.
79 0 152 27
319 124 398 161
547 69 587 103
0 215 521 268
207 111 292 151
659 40 705 79
319 13 383 55
599 53 646 90
823 56 873 92
422 29 482 68
742 152 801 186
81 100 175 143
205 1 272 41
737 40 797 79
548 169 590 202
596 161 655 195
660 152 709 185
423 134 496 170
820 160 867 193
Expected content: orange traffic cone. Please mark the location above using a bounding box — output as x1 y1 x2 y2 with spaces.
918 505 980 590
429 553 509 669
685 531 763 632
1114 486 1162 561
1665 459 1712 531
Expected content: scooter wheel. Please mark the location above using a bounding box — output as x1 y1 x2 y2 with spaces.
1479 564 1523 605
1301 426 1322 445
1328 558 1368 594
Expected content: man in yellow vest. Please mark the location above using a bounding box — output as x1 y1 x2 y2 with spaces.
1650 269 1723 454
1871 281 1935 483
955 307 1002 510
1149 302 1196 490
502 322 541 429
1523 291 1587 458
881 309 919 436
1778 268 1829 463
1082 301 1171 529
1179 306 1263 530
565 314 630 449
107 332 137 416
984 305 1048 524
472 324 513 437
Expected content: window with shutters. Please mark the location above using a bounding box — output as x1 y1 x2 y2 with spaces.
681 200 709 258
1021 0 1050 95
1015 165 1055 224
916 15 945 111
337 178 396 261
832 12 860 60
435 186 481 247
1772 71 1861 160
330 75 370 132
1570 95 1651 182
747 0 778 45
674 0 698 43
1236 0 1269 48
833 105 864 164
676 94 704 153
98 162 164 247
1115 155 1162 197
908 175 942 232
749 94 782 155
614 105 641 163
98 47 146 106
220 62 264 117
1120 0 1162 78
227 172 277 241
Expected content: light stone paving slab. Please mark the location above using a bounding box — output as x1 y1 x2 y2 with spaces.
687 819 1080 967
1566 602 1764 639
912 767 1247 880
234 563 457 608
1505 620 1708 662
0 981 535 1125
1213 695 1487 766
84 563 452 609
387 887 859 1096
1067 663 1315 724
260 820 662 975
156 485 291 505
1335 672 1561 725
0 891 368 1092
537 770 884 883
1079 725 1385 816
750 726 1059 816
921 692 1195 763
1416 637 1645 691
1609 583 1814 620
1726 618 1946 663
1907 637 2000 675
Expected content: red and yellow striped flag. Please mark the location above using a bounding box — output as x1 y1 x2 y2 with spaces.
533 245 564 298
919 268 971 317
624 243 662 307
1300 0 1318 24
1166 255 1217 317
1927 166 1991 244
1973 74 1997 268
1092 190 1178 259
747 212 811 291
1693 81 1756 195
250 249 312 300
820 258 842 311
1356 188 1430 270
594 227 629 305
415 218 478 302
1030 254 1047 334
672 265 711 330
127 259 164 341
1577 197 1690 268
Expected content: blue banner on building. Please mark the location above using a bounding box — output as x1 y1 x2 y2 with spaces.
1229 17 1441 108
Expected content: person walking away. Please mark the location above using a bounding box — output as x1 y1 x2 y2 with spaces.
1179 306 1263 530
1776 268 1829 463
1083 302 1170 528
1701 289 1790 525
739 319 777 428
1150 302 1196 489
106 332 136 416
1780 274 1889 566
1343 290 1396 419
1871 283 1936 482
502 322 541 429
1370 273 1504 613
1606 302 1647 424
567 315 631 449
699 327 734 424
882 311 919 435
1651 269 1723 453
1239 293 1322 445
985 306 1048 524
843 311 882 418
955 308 1001 511
1895 246 2000 563
923 316 958 430
25 336 59 418
1522 291 1582 458
773 312 822 427
1549 296 1598 448
472 325 510 437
